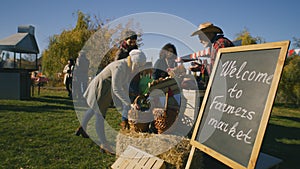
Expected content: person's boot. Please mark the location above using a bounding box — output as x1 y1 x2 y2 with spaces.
75 126 89 138
120 120 129 130
100 143 115 155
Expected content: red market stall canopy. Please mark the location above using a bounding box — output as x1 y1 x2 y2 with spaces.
288 48 300 57
177 42 298 63
176 47 211 63
176 40 242 63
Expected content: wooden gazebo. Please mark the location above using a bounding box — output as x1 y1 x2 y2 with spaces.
0 25 39 99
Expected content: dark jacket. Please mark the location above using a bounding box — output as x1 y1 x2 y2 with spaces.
114 41 138 60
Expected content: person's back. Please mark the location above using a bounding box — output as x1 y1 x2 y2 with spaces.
74 51 90 98
63 59 75 98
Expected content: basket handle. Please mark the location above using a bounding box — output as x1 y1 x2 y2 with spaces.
133 95 141 104
164 92 169 110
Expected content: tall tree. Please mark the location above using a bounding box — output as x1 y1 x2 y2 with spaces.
234 28 265 45
292 37 300 48
276 55 300 105
41 11 94 84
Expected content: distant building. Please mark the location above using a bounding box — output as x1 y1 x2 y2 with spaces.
0 25 39 100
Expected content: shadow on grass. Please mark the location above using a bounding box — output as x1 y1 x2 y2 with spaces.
0 95 75 113
262 122 300 169
31 95 74 106
278 115 300 123
273 103 299 108
0 104 74 113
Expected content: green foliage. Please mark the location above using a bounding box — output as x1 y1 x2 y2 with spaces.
234 28 265 45
0 88 118 168
276 55 300 105
41 11 94 83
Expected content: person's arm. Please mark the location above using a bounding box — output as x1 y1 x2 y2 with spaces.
111 64 131 106
63 65 69 74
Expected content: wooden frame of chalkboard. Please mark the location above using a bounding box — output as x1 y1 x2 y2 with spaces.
185 40 290 169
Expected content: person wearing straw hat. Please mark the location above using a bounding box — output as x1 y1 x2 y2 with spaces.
191 22 234 74
75 49 147 155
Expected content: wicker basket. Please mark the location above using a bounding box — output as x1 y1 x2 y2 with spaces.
153 93 179 134
152 108 167 134
128 109 153 132
128 96 153 132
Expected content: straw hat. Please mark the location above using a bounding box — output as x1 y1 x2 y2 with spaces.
191 22 223 36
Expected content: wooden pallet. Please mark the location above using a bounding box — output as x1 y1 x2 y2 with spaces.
112 146 165 169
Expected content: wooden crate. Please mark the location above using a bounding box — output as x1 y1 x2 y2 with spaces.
112 145 165 169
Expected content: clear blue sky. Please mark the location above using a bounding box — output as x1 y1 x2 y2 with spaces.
1 0 299 56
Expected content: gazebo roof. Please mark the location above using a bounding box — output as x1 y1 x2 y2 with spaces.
0 25 39 54
0 32 39 54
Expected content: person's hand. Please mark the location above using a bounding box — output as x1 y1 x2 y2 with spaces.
131 103 140 110
189 61 204 72
189 65 201 72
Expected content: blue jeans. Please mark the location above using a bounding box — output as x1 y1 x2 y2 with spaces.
122 104 131 121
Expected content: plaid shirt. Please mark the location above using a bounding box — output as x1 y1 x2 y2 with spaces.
209 35 234 74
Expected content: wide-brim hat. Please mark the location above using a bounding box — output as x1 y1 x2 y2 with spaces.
191 22 223 36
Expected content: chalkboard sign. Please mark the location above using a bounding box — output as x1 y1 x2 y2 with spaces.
188 41 290 169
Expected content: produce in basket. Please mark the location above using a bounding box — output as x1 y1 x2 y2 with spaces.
128 95 153 132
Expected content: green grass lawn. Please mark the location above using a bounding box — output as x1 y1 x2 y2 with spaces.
261 105 300 169
0 88 299 169
0 88 117 169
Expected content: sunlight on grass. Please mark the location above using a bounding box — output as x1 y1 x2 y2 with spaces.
276 138 300 145
0 88 116 168
270 107 300 128
269 115 300 128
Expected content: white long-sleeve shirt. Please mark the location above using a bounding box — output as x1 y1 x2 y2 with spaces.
84 59 132 110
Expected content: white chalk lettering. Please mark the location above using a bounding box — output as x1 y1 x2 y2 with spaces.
228 83 243 99
208 118 229 132
221 60 273 85
228 122 252 144
210 95 256 121
235 61 247 79
207 119 252 144
228 121 238 137
244 129 253 144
